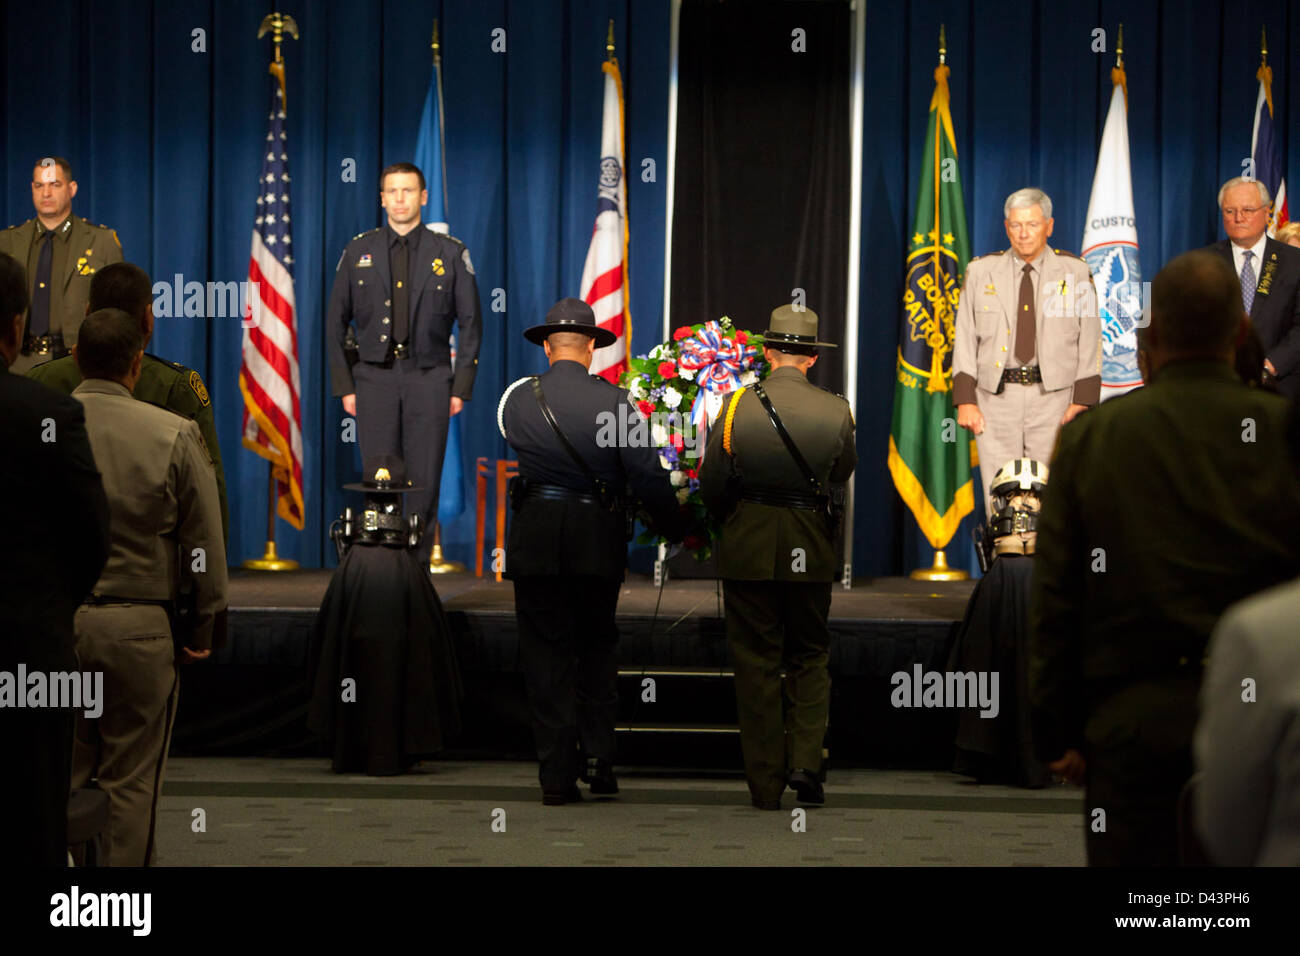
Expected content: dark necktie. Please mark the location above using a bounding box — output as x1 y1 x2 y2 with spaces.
1240 251 1256 316
392 235 410 345
1016 262 1036 365
29 229 54 339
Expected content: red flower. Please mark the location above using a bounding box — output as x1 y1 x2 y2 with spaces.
686 468 698 479
657 361 677 379
670 432 684 450
636 400 656 417
672 326 693 341
736 331 748 344
684 534 705 551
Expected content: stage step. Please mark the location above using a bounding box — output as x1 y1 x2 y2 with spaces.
615 724 739 734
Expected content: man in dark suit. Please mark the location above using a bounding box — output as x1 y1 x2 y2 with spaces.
0 251 111 865
500 298 685 805
1030 251 1300 866
1202 176 1300 398
699 305 857 810
326 162 482 560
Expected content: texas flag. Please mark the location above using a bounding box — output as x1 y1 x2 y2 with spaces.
1253 58 1289 234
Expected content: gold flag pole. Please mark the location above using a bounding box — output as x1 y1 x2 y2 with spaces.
911 24 969 583
243 11 300 572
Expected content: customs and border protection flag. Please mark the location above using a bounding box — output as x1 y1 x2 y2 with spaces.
888 52 975 560
579 51 631 383
1082 51 1143 399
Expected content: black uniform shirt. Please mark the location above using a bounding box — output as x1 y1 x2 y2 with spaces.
501 359 685 579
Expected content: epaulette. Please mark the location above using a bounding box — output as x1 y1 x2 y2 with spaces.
968 250 1005 263
145 352 187 373
1053 248 1084 259
351 227 381 243
590 373 619 386
444 233 467 248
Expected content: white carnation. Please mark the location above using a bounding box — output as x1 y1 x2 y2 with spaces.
628 378 646 400
678 366 696 382
676 487 691 504
659 452 674 471
652 422 669 446
648 344 668 360
670 470 686 487
663 386 683 408
740 370 758 386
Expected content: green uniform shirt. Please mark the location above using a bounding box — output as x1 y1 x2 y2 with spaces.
699 365 857 581
27 352 229 543
1029 360 1300 756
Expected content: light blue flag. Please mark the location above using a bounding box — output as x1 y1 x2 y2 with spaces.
414 49 463 520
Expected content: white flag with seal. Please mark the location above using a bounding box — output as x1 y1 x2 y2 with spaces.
1082 69 1143 399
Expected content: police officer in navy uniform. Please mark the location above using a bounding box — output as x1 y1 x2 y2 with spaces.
499 298 686 805
327 162 482 558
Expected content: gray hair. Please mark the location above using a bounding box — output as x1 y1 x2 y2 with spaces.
1004 188 1052 220
1218 177 1271 208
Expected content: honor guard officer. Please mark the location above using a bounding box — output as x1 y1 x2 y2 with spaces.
952 187 1101 509
69 308 228 866
699 305 857 810
0 157 123 374
327 162 482 559
27 262 229 542
499 298 686 805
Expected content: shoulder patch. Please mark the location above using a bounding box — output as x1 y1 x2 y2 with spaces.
497 375 535 440
460 247 474 275
189 370 211 407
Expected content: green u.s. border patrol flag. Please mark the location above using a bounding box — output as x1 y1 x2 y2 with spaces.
887 58 975 550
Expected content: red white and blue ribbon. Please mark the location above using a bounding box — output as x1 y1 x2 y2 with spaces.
676 321 757 432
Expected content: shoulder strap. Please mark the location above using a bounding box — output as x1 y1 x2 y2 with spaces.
530 377 603 490
751 384 822 494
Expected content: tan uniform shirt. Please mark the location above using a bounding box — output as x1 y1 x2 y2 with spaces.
72 378 228 649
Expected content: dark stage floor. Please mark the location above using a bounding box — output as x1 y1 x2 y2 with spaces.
227 567 976 623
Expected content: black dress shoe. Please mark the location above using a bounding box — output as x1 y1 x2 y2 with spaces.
751 796 782 811
582 757 619 795
788 769 825 805
542 784 583 806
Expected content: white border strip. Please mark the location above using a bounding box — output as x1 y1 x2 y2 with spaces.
842 0 865 587
662 0 682 340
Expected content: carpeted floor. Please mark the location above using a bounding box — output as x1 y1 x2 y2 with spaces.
153 757 1084 866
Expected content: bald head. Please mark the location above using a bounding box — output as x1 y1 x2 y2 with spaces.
1146 251 1245 366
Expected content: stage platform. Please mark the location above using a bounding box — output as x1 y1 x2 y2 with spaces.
173 569 976 771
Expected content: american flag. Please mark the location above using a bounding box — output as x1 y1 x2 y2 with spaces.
579 58 630 383
238 74 305 529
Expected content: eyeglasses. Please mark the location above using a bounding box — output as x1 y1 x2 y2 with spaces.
1223 206 1265 218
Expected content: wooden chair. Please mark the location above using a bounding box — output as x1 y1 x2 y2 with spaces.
476 457 518 581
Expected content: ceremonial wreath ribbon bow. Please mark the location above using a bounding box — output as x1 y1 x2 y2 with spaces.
676 321 758 432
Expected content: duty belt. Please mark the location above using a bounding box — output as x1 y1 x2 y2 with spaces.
998 365 1042 389
22 332 66 357
524 483 604 507
740 488 824 510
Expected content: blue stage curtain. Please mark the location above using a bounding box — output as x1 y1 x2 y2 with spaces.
3 0 1297 575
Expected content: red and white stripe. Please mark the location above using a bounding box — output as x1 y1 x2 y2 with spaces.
240 230 305 529
580 60 630 383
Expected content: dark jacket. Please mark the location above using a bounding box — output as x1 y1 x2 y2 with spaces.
0 361 110 670
1203 238 1300 398
501 359 685 580
327 225 482 399
699 365 857 582
1029 360 1300 759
